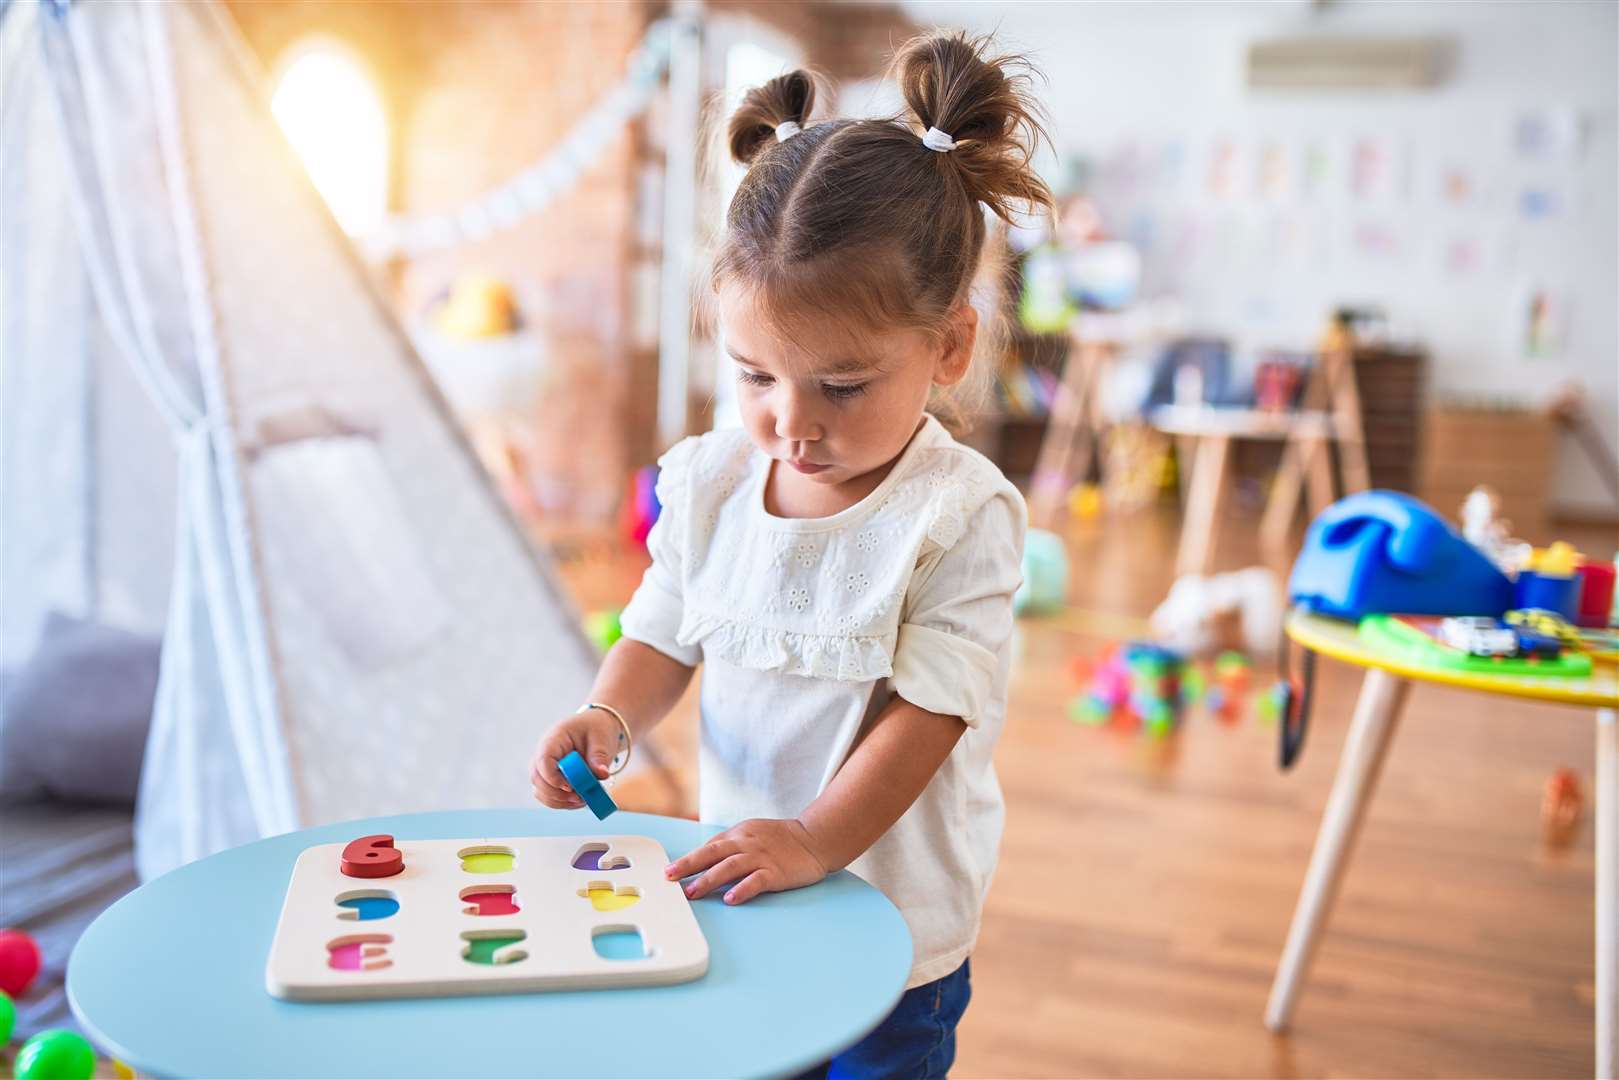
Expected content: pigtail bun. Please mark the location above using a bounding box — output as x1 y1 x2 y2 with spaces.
895 32 1054 222
728 70 817 166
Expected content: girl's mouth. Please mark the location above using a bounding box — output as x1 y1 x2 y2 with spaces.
789 460 828 475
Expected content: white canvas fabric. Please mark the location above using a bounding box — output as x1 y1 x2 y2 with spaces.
1 0 598 879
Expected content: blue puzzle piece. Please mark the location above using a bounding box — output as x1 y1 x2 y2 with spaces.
558 750 617 820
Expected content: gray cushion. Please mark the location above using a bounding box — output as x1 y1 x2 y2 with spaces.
0 613 159 805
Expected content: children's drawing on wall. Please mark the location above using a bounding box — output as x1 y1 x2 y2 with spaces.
1350 136 1398 202
1349 218 1404 263
1428 157 1484 209
1299 141 1334 202
1518 186 1565 221
1440 233 1484 277
1517 284 1571 359
1156 140 1188 197
1514 107 1584 163
1206 138 1242 200
1256 141 1292 202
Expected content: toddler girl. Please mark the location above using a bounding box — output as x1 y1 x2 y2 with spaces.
531 30 1052 1078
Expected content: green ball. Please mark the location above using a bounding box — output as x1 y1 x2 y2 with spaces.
0 989 12 1043
15 1028 96 1080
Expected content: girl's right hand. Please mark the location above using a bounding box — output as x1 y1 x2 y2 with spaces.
529 708 623 810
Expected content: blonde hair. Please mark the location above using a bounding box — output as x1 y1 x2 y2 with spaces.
712 32 1054 429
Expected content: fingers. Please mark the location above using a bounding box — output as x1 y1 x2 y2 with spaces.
582 721 619 779
529 752 580 806
531 782 584 810
682 853 756 901
723 868 775 905
664 836 734 881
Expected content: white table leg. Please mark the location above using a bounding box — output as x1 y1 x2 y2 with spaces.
1266 667 1411 1031
1598 708 1616 1080
1175 433 1230 577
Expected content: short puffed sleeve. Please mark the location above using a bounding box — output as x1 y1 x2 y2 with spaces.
889 480 1026 727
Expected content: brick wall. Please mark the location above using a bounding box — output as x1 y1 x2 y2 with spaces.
224 1 913 518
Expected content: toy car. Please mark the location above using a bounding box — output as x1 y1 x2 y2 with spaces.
1505 608 1581 645
1439 616 1519 656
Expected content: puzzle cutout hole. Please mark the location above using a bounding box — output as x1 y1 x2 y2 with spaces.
580 882 641 912
571 842 630 871
335 889 400 921
457 845 516 874
327 934 393 971
459 885 521 916
592 925 648 961
461 929 528 966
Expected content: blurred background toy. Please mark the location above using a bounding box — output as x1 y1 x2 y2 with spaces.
1290 491 1515 620
1542 767 1583 849
584 608 624 654
1203 651 1254 723
1515 542 1583 619
1014 529 1070 616
1458 485 1531 573
617 465 661 549
1072 641 1196 738
1150 567 1281 658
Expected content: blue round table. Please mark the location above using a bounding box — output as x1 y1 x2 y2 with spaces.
68 809 912 1078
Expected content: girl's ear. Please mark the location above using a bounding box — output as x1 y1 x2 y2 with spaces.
933 305 978 387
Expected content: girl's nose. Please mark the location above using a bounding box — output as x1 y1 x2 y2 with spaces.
774 388 822 443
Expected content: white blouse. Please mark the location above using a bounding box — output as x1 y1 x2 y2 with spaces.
619 414 1025 987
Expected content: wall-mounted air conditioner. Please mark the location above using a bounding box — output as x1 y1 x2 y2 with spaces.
1247 36 1450 91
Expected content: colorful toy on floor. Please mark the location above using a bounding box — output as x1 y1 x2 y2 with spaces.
1014 528 1069 616
585 608 624 653
1289 491 1514 620
618 465 661 549
0 988 12 1043
1150 567 1281 657
267 833 707 1000
1072 642 1195 737
1067 482 1103 521
13 1029 95 1080
1072 641 1260 735
0 928 41 997
1204 650 1253 722
1543 768 1584 849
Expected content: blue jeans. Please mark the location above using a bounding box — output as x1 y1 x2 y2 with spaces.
796 960 972 1080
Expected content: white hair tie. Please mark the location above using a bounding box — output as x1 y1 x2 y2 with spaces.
775 121 802 142
921 126 956 153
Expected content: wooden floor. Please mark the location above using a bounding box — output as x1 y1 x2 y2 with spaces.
545 507 1612 1079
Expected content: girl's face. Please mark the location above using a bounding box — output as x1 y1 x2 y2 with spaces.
718 284 976 509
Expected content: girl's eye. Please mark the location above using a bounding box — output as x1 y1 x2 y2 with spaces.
822 382 868 401
737 369 774 387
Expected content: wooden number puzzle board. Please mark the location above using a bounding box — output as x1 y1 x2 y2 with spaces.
266 835 708 1001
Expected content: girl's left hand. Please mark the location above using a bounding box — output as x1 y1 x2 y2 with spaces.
665 818 828 905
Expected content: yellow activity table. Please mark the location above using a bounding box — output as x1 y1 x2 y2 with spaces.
1267 611 1619 1078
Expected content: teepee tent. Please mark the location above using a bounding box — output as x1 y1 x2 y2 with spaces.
1 0 602 880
